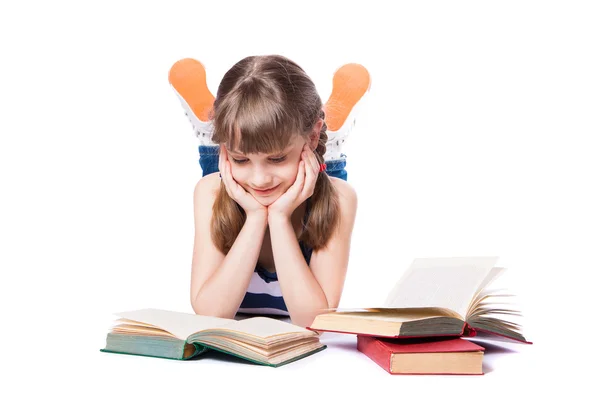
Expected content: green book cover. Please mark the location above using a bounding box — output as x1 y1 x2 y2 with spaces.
100 342 327 367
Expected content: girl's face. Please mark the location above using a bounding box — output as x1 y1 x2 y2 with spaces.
226 135 308 206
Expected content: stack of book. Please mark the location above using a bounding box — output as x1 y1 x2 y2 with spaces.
308 257 531 375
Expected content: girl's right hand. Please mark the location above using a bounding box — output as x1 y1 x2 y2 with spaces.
219 145 267 218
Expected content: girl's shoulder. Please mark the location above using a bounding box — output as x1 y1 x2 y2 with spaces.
329 177 358 212
193 172 221 208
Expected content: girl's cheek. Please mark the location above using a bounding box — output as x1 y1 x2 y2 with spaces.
230 166 243 182
287 164 301 182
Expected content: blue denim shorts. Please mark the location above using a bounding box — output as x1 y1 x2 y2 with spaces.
198 145 348 181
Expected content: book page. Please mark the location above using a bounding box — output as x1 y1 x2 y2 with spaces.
320 309 456 322
382 257 498 319
218 317 316 339
475 267 505 294
115 308 232 340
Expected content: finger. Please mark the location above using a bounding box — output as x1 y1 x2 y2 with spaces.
223 159 239 196
302 157 317 198
227 159 247 197
306 151 317 179
222 160 234 197
223 159 235 188
218 145 225 177
292 160 306 195
302 148 318 180
307 148 320 174
301 143 318 173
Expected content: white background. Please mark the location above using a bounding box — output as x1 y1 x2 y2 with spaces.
1 0 598 398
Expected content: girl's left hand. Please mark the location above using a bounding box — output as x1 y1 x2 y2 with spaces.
268 143 320 221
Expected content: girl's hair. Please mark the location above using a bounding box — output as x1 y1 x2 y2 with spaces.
209 54 341 254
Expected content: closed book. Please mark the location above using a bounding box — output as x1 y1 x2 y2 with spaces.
357 336 485 375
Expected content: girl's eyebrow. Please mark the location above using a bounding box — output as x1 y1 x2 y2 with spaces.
271 149 289 157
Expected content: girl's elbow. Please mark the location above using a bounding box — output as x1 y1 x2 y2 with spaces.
190 297 203 316
190 295 236 319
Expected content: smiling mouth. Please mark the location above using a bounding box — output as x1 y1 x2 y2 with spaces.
252 184 280 195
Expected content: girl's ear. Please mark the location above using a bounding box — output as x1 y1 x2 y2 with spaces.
308 119 324 151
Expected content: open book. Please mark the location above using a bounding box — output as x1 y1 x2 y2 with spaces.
309 257 530 343
101 308 326 367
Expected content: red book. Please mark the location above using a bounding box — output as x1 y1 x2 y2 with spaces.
357 336 485 375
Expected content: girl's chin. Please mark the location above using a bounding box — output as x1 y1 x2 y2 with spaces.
253 194 279 207
256 199 276 207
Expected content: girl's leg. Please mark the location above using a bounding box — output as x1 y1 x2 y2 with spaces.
322 63 371 183
198 145 220 176
169 58 219 177
325 155 347 181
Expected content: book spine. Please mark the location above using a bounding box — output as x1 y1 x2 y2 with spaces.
463 322 477 337
356 336 392 374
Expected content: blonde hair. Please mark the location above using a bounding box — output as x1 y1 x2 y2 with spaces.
209 55 341 254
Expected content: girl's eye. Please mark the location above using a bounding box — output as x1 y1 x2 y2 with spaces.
231 158 248 164
269 156 287 163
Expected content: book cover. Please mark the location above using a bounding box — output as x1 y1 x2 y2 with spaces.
357 336 485 375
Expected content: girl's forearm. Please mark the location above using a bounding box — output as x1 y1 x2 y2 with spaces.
192 213 267 318
268 215 329 327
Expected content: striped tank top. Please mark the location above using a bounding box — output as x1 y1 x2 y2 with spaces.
237 199 313 316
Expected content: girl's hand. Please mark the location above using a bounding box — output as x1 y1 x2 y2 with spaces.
268 143 320 221
219 145 267 218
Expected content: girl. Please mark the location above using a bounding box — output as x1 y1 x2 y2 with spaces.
183 55 362 328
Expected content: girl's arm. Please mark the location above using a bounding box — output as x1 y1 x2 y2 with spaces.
190 176 268 318
269 179 358 327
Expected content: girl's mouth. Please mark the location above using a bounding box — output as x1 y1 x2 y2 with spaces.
252 184 280 196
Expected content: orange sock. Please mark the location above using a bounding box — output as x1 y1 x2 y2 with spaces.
323 63 371 160
169 58 216 144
